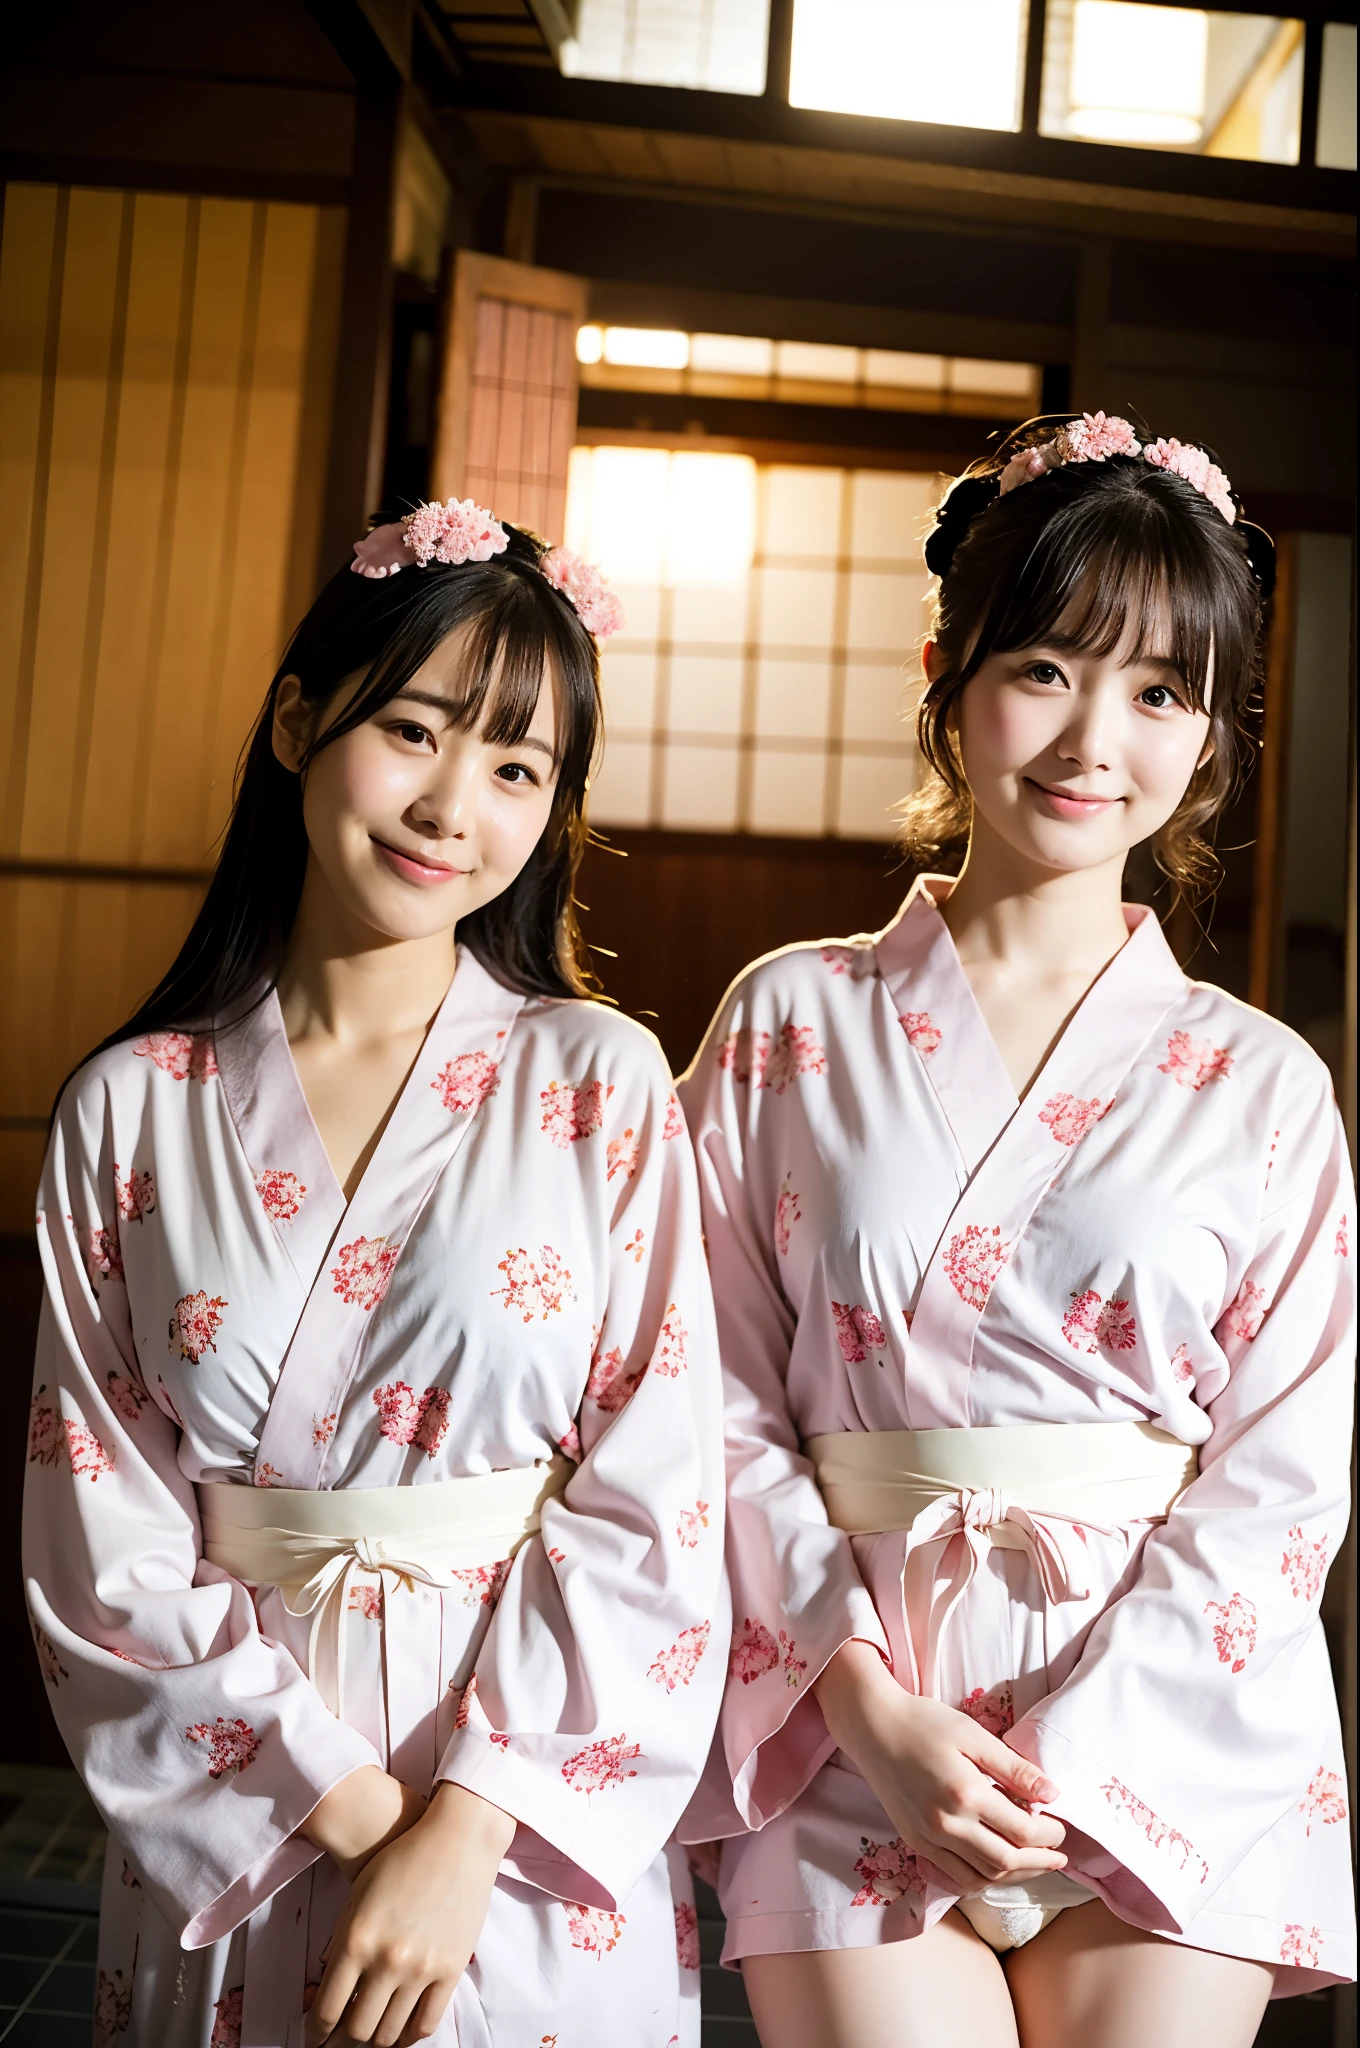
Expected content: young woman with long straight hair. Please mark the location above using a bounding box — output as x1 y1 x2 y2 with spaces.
678 416 1355 2047
25 504 725 2047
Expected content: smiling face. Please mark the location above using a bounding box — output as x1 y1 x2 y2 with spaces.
273 620 561 947
945 608 1212 881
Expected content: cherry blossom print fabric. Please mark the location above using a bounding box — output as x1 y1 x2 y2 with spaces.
24 947 724 2046
678 878 1355 1995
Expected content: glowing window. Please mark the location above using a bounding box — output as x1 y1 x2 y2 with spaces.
790 0 1028 132
571 447 937 841
1317 23 1357 170
561 0 770 94
1041 4 1305 162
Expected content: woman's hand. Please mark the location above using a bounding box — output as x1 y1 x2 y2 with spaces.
304 1782 516 2047
302 1766 428 1885
814 1640 1067 1896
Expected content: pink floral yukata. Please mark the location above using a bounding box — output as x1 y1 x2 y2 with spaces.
24 948 726 2047
678 877 1355 1998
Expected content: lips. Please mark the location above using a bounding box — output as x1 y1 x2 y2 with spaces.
372 837 468 884
1026 779 1121 816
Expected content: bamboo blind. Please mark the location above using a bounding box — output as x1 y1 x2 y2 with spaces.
0 183 345 1232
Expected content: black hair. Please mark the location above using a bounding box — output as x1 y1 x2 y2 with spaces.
79 522 603 1076
902 416 1271 903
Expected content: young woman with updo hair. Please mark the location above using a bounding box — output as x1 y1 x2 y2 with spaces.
678 414 1355 2048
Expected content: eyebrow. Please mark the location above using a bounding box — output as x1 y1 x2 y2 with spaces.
390 688 556 758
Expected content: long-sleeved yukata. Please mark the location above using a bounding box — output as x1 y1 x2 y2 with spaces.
679 878 1355 1996
24 948 727 2047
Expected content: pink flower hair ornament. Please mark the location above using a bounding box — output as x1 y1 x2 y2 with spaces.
350 503 624 639
998 413 1237 525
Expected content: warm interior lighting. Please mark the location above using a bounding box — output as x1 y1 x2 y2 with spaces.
601 326 691 370
565 446 757 590
1067 2 1208 144
865 350 946 389
575 325 604 365
776 340 860 383
790 0 1026 132
691 332 776 376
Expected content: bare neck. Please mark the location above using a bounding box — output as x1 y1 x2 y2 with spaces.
939 818 1131 984
276 861 458 1051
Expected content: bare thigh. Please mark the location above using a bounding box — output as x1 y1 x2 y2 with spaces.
1004 1899 1275 2048
741 1910 1021 2048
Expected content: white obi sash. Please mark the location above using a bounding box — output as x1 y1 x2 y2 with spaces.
805 1421 1197 1694
198 1459 571 1725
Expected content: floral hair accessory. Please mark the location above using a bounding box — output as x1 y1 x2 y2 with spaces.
998 412 1237 527
540 547 626 640
350 500 507 579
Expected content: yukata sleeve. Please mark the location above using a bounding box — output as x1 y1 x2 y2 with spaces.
22 1077 381 1951
1008 1069 1356 1937
435 1044 729 1913
676 980 888 1839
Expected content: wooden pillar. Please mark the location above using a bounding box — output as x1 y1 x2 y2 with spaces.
1248 532 1298 1017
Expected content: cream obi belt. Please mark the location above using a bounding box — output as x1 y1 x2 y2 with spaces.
804 1422 1197 1690
198 1458 570 1718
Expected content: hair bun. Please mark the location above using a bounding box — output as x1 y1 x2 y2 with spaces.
924 473 1000 579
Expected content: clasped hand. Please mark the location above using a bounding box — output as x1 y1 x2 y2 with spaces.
814 1641 1067 1896
300 1767 516 2046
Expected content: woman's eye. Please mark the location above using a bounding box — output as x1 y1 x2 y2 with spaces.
1028 662 1065 686
1139 684 1182 711
496 762 539 787
392 721 432 747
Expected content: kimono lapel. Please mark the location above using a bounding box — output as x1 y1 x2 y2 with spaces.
902 901 1187 1427
241 948 526 1488
217 991 346 1288
875 877 1017 1175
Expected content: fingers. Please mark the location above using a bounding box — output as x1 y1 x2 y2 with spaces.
371 1980 424 2048
974 1786 1066 1853
304 1955 360 2047
399 1977 458 2046
961 1726 1058 1806
343 1970 404 2044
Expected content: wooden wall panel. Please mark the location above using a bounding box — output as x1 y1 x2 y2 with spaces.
0 181 345 1234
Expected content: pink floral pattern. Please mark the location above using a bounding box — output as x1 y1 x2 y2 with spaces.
540 548 625 639
648 1621 711 1691
622 1228 645 1263
1300 1767 1347 1836
560 1733 642 1793
718 1026 769 1085
1054 410 1142 463
1336 1216 1350 1258
763 1023 828 1094
1223 1278 1267 1342
677 1500 710 1547
114 1165 155 1221
774 1179 801 1257
403 497 507 568
94 1967 133 2046
779 1629 808 1687
831 1300 888 1363
850 1834 927 1907
106 1371 148 1425
558 1420 581 1462
943 1225 1010 1311
1170 1343 1195 1384
254 1462 282 1488
663 1092 685 1140
34 1623 67 1686
170 1289 227 1363
650 1303 688 1377
899 1010 942 1057
372 1381 450 1458
450 1559 511 1609
66 1421 116 1481
959 1682 1013 1735
1282 1525 1328 1602
347 1578 382 1621
820 945 874 979
209 1986 244 2048
27 1389 63 1467
561 1902 626 1956
492 1245 574 1321
254 1169 306 1223
135 1031 218 1082
312 1412 337 1446
432 1051 500 1115
729 1618 779 1685
331 1236 400 1311
186 1716 260 1779
1204 1592 1257 1673
607 1128 640 1182
674 1899 700 1970
541 1080 611 1147
1100 1777 1208 1884
87 1226 124 1284
1158 1031 1233 1090
1062 1288 1137 1355
452 1672 477 1729
586 1342 645 1414
1038 1092 1110 1146
1280 1925 1323 1969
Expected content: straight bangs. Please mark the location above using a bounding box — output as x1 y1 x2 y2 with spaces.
967 486 1252 715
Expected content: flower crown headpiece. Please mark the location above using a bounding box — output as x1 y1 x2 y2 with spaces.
350 499 625 640
925 412 1275 597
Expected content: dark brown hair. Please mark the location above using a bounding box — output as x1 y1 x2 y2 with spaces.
80 522 603 1075
901 423 1268 904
